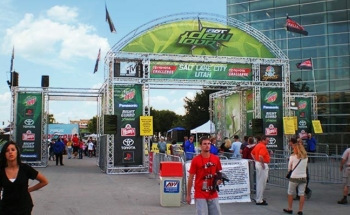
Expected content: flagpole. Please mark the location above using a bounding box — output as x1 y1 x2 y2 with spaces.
311 58 316 93
286 14 289 57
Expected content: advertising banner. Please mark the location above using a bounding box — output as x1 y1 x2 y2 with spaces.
312 120 323 134
16 92 42 161
114 85 143 166
246 90 254 136
150 61 252 81
260 88 283 150
213 97 225 142
140 116 153 136
283 117 296 135
295 98 312 139
185 159 251 204
260 65 282 82
47 124 80 139
225 93 241 138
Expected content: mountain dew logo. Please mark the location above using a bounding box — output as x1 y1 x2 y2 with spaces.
298 100 307 109
24 96 37 106
265 91 278 103
178 27 233 50
121 89 135 101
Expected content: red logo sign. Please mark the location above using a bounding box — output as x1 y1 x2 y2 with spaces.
152 65 177 74
265 124 277 136
22 130 35 141
227 68 251 77
121 124 136 136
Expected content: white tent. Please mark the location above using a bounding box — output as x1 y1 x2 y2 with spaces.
190 120 215 134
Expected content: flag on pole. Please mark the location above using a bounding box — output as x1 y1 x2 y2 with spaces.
105 5 116 33
93 48 101 74
286 16 308 36
296 58 312 70
10 46 14 72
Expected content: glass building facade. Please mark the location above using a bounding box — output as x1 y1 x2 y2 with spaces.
227 0 350 140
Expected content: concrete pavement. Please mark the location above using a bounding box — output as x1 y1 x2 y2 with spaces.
30 156 349 215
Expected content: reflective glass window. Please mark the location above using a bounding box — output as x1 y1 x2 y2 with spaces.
329 68 350 79
328 11 348 23
314 80 329 92
230 13 249 23
327 0 347 11
301 13 326 25
227 0 247 4
228 3 249 14
250 0 273 10
329 92 350 102
301 2 325 14
314 57 329 69
305 24 326 35
288 49 301 60
250 10 274 21
301 35 326 48
261 30 275 40
275 6 299 18
330 80 350 91
303 47 327 58
314 69 328 80
329 56 350 68
318 94 330 103
328 22 348 33
275 0 299 7
288 38 301 49
250 19 275 31
328 33 349 45
317 103 329 115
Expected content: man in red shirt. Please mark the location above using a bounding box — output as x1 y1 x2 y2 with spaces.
251 135 270 206
186 137 223 215
72 134 80 158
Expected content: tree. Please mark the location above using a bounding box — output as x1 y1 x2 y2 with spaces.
150 108 183 135
183 90 217 129
290 78 312 92
87 116 97 133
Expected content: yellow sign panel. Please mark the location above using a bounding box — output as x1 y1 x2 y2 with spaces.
140 116 153 136
283 117 296 135
312 120 323 134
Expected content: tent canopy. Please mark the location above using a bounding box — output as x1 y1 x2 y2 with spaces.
167 127 186 133
190 120 215 134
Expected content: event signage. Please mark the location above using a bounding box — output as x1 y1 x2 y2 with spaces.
140 116 153 136
150 61 252 81
260 88 283 150
312 120 323 134
283 117 296 135
114 85 143 166
16 92 42 161
295 98 311 139
47 124 80 139
185 159 251 204
177 27 233 50
260 65 282 82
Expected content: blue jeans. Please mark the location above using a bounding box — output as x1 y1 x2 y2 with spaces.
78 148 83 159
67 147 73 159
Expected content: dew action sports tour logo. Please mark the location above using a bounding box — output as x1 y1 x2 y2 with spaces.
264 91 278 103
298 100 307 110
120 88 136 101
24 96 37 106
177 27 233 50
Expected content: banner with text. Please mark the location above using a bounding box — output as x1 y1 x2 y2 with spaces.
225 93 241 138
260 88 283 150
185 159 251 204
114 85 143 166
150 61 252 81
140 116 153 136
295 98 311 139
16 92 42 161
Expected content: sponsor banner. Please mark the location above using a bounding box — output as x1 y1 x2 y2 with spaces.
225 93 241 138
140 116 153 136
114 85 143 166
260 65 282 82
295 98 311 139
163 180 180 193
185 159 250 204
47 124 80 139
213 97 225 142
150 61 252 81
246 90 254 136
16 93 42 161
260 88 283 150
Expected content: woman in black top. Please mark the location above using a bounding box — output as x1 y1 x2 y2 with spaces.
0 141 48 214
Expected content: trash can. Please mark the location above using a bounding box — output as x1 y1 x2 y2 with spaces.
159 161 183 207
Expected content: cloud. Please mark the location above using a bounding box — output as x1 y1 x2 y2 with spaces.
1 5 110 69
185 92 195 99
46 5 78 23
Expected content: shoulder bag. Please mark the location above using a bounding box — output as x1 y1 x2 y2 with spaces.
286 159 301 179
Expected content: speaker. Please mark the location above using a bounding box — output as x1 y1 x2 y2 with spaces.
41 75 49 87
252 118 263 136
114 62 120 77
136 62 143 77
11 71 19 87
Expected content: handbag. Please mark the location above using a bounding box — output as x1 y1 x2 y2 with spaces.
286 159 301 179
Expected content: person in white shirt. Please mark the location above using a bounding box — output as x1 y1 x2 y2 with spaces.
87 140 94 158
229 135 242 158
283 138 308 215
337 147 350 204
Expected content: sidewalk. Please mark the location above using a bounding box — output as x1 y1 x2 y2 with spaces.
31 156 349 215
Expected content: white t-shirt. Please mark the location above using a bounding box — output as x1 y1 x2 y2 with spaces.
88 142 94 150
289 154 308 178
342 148 350 166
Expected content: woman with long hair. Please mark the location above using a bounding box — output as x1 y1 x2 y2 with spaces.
284 138 308 215
0 141 48 214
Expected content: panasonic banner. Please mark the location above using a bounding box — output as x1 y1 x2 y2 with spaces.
16 92 43 161
114 85 143 166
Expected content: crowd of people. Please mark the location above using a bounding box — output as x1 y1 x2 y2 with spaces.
48 134 97 165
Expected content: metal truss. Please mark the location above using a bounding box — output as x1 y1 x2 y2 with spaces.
241 91 247 137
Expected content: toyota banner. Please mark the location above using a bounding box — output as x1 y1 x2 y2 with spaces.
114 85 143 166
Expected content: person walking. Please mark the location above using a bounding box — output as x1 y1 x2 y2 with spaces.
66 138 73 159
48 139 55 161
186 136 223 215
157 137 167 154
0 141 48 214
72 134 79 159
337 147 350 204
87 139 94 158
251 135 270 205
53 138 65 166
78 138 84 159
283 138 308 215
306 133 317 163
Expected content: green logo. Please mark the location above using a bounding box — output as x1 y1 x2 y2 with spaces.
265 91 278 103
177 27 233 50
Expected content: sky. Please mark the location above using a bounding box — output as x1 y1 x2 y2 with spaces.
0 0 226 126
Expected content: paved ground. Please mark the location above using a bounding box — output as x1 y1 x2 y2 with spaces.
30 156 349 215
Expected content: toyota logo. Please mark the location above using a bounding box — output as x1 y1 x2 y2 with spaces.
268 137 276 145
123 138 134 146
24 119 34 125
299 120 307 126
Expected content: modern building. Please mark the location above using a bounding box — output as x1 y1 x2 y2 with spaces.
227 0 350 144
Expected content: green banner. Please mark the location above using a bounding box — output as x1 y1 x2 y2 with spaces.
150 61 252 81
16 92 42 161
114 85 143 166
261 88 283 150
225 93 241 138
246 90 254 136
295 98 312 139
213 97 225 142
